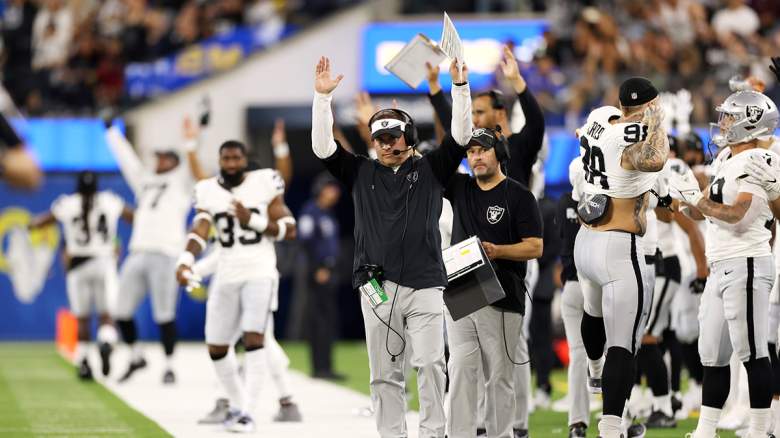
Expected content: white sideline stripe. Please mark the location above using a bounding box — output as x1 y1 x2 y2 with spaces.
86 343 422 438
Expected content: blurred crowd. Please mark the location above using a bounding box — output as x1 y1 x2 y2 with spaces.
0 0 355 115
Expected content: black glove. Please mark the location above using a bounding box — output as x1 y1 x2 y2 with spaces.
198 96 211 127
770 57 780 83
690 277 706 294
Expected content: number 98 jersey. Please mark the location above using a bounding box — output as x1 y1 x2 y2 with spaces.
51 191 125 258
194 169 284 283
578 106 660 199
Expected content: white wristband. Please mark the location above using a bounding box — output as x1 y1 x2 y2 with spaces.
274 220 287 241
183 139 198 153
177 252 195 267
187 233 207 252
248 212 268 233
273 142 290 159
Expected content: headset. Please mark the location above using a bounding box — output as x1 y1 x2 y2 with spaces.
492 125 511 164
477 89 506 110
368 108 419 149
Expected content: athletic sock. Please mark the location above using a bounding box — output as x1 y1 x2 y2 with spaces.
131 343 143 362
243 347 267 416
96 324 118 345
75 341 89 363
748 408 770 437
266 338 292 400
653 393 673 417
589 357 604 380
598 414 622 438
694 406 722 438
771 398 780 434
212 353 244 412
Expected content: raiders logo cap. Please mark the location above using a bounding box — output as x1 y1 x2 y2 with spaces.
619 77 658 107
370 118 406 140
468 127 498 149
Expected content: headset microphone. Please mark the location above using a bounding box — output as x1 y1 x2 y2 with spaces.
392 147 413 156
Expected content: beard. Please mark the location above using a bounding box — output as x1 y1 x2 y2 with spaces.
220 167 246 188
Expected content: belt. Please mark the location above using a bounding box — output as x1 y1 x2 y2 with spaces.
644 255 655 265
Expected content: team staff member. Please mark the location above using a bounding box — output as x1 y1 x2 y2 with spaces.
444 127 542 438
426 46 545 187
311 56 472 438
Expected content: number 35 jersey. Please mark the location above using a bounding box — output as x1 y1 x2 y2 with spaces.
704 148 775 263
578 107 660 199
51 191 125 258
195 169 285 283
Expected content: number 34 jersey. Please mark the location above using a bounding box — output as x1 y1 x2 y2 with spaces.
578 109 660 199
194 169 285 283
704 148 775 263
51 191 125 258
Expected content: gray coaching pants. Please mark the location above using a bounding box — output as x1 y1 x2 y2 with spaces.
360 281 446 438
114 251 179 324
445 304 523 438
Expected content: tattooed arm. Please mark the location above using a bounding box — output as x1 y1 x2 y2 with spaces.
621 103 669 172
693 192 753 224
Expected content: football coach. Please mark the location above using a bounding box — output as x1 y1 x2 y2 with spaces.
310 56 472 438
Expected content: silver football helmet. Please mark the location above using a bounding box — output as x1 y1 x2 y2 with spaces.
710 90 779 147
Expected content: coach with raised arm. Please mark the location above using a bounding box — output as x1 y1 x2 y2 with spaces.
311 56 472 438
426 46 545 187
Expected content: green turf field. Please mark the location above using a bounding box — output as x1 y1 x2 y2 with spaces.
284 341 737 438
0 343 170 438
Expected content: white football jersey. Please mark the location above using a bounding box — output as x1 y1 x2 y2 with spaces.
51 191 125 257
106 127 194 257
129 167 193 256
705 148 775 263
656 158 690 257
195 169 285 283
579 113 660 198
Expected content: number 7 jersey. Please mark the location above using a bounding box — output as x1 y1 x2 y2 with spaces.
194 169 285 283
578 107 660 199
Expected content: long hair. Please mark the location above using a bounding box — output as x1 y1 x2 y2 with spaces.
76 171 98 242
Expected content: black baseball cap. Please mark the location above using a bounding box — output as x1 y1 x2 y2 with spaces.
468 128 499 149
619 77 658 106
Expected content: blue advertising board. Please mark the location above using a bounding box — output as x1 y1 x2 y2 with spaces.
11 118 123 172
125 24 295 98
361 19 548 94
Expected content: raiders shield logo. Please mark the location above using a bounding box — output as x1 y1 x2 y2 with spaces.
746 105 764 124
381 120 389 128
486 205 505 224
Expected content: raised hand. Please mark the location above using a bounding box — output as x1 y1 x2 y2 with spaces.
449 59 469 85
271 118 286 147
745 153 780 200
314 56 344 94
183 115 199 141
354 92 376 126
499 45 526 93
426 61 442 94
642 101 665 130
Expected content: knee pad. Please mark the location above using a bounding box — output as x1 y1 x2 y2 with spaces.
117 319 137 344
744 357 773 409
581 312 606 361
702 365 730 409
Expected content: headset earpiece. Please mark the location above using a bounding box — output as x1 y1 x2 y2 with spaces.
493 125 510 163
488 89 506 110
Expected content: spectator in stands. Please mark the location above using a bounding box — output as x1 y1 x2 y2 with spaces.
1 0 37 107
31 0 74 105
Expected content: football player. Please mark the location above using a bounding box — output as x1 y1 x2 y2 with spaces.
574 77 668 438
29 171 133 379
176 140 296 433
105 116 208 384
671 89 779 438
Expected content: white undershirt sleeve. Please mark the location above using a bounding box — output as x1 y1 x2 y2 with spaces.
311 91 338 159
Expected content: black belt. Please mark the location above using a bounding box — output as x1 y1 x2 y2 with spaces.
644 255 655 265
